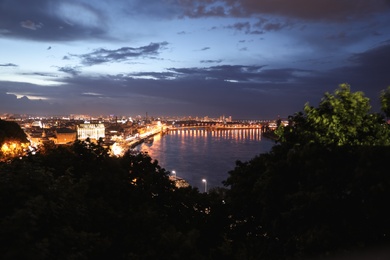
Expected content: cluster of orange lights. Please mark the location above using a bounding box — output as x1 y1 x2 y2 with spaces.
0 141 29 160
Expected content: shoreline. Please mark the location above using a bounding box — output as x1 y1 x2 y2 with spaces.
262 131 279 141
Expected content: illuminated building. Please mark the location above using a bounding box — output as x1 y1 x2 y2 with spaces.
55 128 77 144
32 120 43 128
77 123 105 140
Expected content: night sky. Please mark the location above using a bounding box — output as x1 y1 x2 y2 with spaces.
1 0 390 119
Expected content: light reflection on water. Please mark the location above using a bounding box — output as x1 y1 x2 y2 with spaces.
135 128 275 190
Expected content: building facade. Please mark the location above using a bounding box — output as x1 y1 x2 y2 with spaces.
77 123 105 140
55 128 77 144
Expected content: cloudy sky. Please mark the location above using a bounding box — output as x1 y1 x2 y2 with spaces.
1 0 390 119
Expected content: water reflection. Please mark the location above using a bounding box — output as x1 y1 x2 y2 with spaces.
136 128 274 190
168 127 264 140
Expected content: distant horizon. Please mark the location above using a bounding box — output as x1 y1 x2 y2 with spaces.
1 112 283 122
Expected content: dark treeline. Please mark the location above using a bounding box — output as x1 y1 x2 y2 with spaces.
0 119 28 145
1 84 390 259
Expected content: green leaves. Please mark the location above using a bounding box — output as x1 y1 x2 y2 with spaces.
277 84 390 147
224 85 390 258
380 86 390 118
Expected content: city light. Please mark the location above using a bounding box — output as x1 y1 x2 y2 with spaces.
0 141 29 161
202 178 207 193
111 142 124 156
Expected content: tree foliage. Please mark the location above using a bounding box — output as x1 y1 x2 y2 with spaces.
0 119 30 161
0 119 28 145
0 140 228 259
380 86 390 118
276 84 390 146
224 144 390 259
224 84 390 258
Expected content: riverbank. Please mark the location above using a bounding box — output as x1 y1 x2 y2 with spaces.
128 129 166 148
262 131 279 141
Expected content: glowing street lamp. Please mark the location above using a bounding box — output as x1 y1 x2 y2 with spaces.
202 178 207 193
172 170 176 180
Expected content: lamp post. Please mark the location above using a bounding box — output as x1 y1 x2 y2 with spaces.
202 178 207 193
172 170 176 180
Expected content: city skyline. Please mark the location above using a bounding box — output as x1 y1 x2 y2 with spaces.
1 0 390 119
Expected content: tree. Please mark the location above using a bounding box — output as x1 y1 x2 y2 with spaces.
0 139 228 259
276 84 390 146
224 85 390 259
380 86 390 119
0 119 29 161
0 119 28 145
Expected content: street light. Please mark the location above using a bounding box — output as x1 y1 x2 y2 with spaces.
172 170 176 180
202 178 207 193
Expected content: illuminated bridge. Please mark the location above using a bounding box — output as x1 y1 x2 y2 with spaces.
166 127 265 141
165 121 266 132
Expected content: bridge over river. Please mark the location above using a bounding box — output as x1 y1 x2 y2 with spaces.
167 123 266 132
113 122 277 156
165 127 266 141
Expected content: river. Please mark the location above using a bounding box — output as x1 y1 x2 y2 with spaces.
135 128 276 191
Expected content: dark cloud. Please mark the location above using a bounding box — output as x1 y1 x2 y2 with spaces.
226 18 292 34
0 91 34 114
200 47 210 51
326 31 348 41
262 22 284 31
20 72 58 78
123 0 182 19
200 59 223 64
1 41 389 119
252 17 294 32
329 41 390 97
0 62 318 119
179 0 390 21
168 65 278 82
183 3 228 17
349 40 390 67
0 0 107 41
52 74 304 119
58 66 81 76
72 42 169 66
226 22 252 34
232 22 251 31
20 20 43 30
117 64 316 85
0 84 68 115
249 30 263 35
2 0 387 45
111 41 387 116
0 63 18 67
